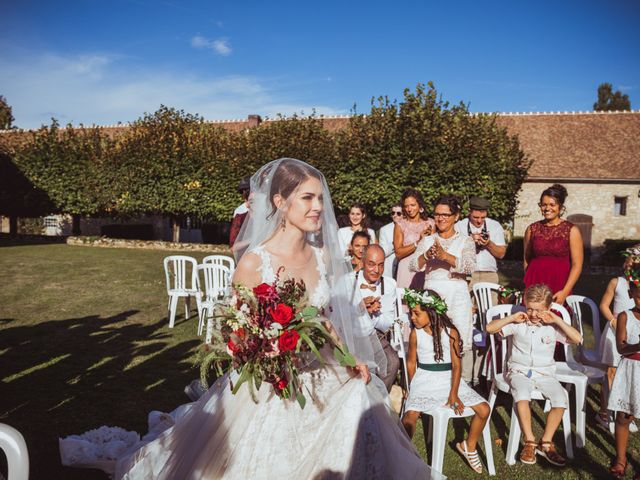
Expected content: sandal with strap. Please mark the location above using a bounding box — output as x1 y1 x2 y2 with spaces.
456 440 483 473
609 460 627 479
536 440 566 467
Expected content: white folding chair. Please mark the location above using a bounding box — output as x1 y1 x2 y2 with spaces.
0 423 29 480
472 282 501 381
551 302 606 449
392 288 411 413
566 295 603 367
163 255 199 328
397 288 495 475
485 304 574 464
202 254 236 277
197 264 233 343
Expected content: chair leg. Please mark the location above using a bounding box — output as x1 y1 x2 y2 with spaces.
185 295 191 319
197 306 205 335
482 421 496 476
574 382 587 449
505 404 521 465
430 412 448 476
168 295 179 328
562 402 574 459
205 316 214 345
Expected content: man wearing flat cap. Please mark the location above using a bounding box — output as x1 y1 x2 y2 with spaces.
455 196 506 384
229 177 251 247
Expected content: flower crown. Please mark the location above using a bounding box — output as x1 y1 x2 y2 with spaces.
625 266 640 288
403 288 448 314
622 245 640 262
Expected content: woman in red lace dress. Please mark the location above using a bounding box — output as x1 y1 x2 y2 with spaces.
524 184 584 305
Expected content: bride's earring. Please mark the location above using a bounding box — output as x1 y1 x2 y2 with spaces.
281 215 286 230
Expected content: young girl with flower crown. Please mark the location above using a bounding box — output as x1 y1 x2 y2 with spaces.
597 245 640 433
401 289 490 474
608 263 640 480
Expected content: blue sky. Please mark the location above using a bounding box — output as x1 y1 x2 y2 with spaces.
1 0 638 129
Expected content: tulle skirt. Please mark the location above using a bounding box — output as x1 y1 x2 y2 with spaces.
115 350 436 480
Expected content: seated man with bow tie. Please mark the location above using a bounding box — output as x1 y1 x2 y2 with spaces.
350 244 400 392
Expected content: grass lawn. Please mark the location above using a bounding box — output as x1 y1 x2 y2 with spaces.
1 243 638 479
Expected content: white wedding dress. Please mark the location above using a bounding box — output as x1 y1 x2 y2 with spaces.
113 246 436 479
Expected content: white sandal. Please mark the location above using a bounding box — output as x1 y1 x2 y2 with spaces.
456 440 483 473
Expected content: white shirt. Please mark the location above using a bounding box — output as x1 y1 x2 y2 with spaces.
500 321 567 374
233 203 249 217
378 222 396 277
455 217 505 273
338 227 376 256
350 271 398 333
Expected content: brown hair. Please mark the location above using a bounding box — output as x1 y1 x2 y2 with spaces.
349 202 370 230
433 195 462 215
417 289 463 362
268 159 322 218
524 284 553 307
350 230 371 245
401 189 430 220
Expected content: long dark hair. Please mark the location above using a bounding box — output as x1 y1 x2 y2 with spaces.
400 188 430 221
349 202 370 230
420 289 463 362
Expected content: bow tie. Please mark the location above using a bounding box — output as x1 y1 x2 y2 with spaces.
360 283 378 291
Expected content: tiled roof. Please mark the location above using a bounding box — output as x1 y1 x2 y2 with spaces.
2 111 639 180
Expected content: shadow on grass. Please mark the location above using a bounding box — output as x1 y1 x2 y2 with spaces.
0 311 201 480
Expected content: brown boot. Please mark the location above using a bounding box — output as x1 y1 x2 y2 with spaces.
519 440 537 465
536 440 566 467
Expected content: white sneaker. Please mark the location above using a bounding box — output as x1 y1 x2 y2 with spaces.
630 420 638 433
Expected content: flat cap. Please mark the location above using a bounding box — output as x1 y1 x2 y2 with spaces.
469 196 490 210
237 177 251 192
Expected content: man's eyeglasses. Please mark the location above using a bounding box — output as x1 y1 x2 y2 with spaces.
391 211 403 216
434 212 454 218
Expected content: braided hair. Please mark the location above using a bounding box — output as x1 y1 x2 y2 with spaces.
420 289 463 362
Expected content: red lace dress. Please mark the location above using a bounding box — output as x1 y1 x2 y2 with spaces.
524 220 574 295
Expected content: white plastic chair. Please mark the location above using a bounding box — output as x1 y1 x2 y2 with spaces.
197 264 233 343
0 423 29 480
485 304 574 464
202 254 236 276
392 288 411 414
551 302 606 449
163 255 199 328
566 295 603 367
472 282 502 329
397 289 495 475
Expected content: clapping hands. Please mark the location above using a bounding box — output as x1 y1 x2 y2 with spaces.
427 238 447 261
363 296 381 315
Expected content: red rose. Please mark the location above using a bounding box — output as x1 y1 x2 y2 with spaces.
233 328 246 339
253 283 277 302
276 379 288 390
268 303 294 326
278 330 300 352
227 339 242 354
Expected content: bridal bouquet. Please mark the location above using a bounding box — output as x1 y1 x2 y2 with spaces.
200 270 355 409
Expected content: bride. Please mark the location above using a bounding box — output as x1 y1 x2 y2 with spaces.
114 158 436 479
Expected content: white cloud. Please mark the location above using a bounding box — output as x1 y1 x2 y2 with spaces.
190 35 232 56
0 50 346 129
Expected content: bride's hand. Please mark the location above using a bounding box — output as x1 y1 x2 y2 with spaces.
353 364 371 384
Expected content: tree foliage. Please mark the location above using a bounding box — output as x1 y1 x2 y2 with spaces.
2 84 530 233
0 95 15 130
593 83 631 111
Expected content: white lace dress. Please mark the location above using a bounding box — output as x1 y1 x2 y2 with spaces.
607 310 640 417
599 277 635 367
409 233 476 351
114 246 436 479
405 328 487 413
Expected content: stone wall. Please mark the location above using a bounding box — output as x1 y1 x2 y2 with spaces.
67 236 231 253
514 181 640 256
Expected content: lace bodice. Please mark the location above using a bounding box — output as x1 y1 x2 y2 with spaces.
408 232 476 281
528 220 573 258
251 245 330 309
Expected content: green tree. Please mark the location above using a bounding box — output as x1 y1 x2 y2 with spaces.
0 95 15 130
11 121 112 234
593 83 631 111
